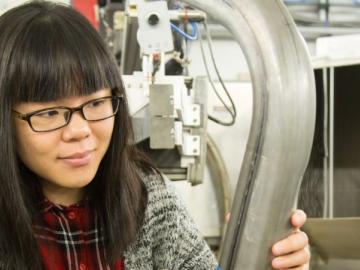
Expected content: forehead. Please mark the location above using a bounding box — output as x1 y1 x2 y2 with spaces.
2 3 121 105
14 88 112 112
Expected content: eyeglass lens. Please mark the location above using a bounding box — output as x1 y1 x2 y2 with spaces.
29 97 119 132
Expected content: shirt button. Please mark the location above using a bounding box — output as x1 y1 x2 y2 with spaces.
79 263 86 270
67 211 76 220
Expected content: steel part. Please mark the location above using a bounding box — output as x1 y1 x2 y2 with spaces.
121 11 142 74
169 10 207 22
328 67 334 218
322 67 329 218
149 84 174 116
160 168 187 181
122 73 150 143
150 117 175 149
136 1 174 54
125 73 208 184
149 84 175 149
185 76 208 185
181 134 200 156
182 104 200 126
181 0 316 269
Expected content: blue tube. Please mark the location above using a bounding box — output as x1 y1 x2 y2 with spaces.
170 22 198 41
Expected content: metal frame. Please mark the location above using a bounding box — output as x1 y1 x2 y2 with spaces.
181 0 316 269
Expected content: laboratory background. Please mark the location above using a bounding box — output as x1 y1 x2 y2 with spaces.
1 1 360 269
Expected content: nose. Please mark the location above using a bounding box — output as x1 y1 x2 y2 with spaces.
61 111 91 141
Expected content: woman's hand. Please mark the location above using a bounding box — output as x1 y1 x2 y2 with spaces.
271 210 311 269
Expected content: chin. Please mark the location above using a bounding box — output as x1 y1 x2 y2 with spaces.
53 171 97 189
72 175 96 188
69 180 93 189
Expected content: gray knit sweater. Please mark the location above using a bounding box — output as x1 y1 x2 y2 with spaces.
124 173 218 270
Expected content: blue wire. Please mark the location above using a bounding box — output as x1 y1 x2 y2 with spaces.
216 266 223 270
170 22 198 41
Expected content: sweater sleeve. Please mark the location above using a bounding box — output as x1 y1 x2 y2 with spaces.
124 173 218 270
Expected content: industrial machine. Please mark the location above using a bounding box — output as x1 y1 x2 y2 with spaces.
109 1 316 269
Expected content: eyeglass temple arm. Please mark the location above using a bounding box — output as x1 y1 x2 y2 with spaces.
12 110 27 120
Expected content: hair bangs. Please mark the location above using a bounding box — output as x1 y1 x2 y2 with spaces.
9 3 120 104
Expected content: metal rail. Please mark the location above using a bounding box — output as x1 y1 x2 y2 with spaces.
181 0 316 269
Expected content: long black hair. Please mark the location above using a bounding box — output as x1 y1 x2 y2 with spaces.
0 1 153 269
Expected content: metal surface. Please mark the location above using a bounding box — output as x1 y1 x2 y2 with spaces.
181 0 316 269
169 10 206 22
136 1 174 54
186 76 208 185
323 68 329 218
329 67 334 218
121 13 142 74
124 72 208 184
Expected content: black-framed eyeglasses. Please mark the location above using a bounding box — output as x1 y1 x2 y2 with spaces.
13 95 123 132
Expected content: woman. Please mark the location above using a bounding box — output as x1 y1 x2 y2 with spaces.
0 1 310 269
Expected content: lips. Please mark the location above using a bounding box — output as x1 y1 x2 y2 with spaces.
59 150 94 167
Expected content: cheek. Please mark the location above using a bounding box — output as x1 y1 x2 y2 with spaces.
92 118 115 145
15 128 58 165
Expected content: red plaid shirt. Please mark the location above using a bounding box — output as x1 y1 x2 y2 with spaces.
33 198 124 270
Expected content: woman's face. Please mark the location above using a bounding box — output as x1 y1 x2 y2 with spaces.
13 89 115 205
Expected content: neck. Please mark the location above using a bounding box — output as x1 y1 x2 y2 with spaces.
41 183 85 206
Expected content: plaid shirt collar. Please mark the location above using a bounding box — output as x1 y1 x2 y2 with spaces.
34 198 124 270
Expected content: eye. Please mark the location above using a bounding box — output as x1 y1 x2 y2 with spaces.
88 99 106 108
34 109 60 118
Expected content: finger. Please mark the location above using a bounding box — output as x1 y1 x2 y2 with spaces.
291 210 307 229
271 248 311 269
272 231 309 256
275 265 309 270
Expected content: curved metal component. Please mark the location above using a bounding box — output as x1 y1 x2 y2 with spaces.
181 0 316 269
